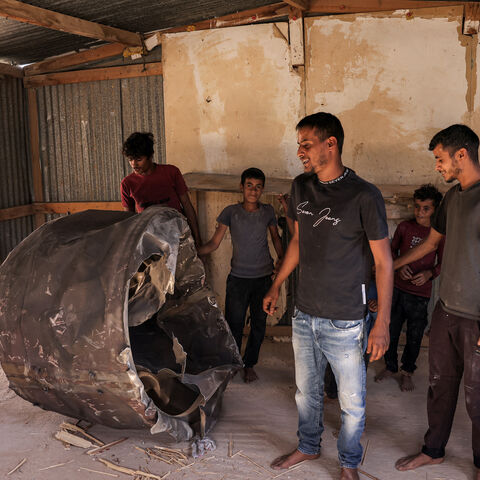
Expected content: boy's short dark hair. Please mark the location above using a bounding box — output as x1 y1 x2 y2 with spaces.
296 112 345 154
428 124 479 164
241 167 265 186
413 184 443 208
122 132 155 159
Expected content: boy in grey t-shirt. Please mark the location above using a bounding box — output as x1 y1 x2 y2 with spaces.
198 168 283 383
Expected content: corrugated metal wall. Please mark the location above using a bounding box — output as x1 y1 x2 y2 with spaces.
0 76 34 262
35 74 165 203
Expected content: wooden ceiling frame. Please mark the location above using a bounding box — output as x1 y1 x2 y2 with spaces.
18 0 480 78
284 0 309 9
0 0 142 46
0 62 23 77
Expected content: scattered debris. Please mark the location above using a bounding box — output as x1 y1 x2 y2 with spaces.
88 438 128 455
228 434 233 457
7 458 26 476
97 458 169 480
191 435 216 458
78 466 119 477
62 422 104 446
358 468 380 480
38 460 74 471
271 462 305 479
361 439 369 466
55 430 94 448
236 452 272 476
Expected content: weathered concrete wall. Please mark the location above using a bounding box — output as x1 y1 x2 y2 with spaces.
305 6 469 187
162 23 303 178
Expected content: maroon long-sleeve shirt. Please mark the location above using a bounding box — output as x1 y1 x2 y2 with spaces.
391 219 445 298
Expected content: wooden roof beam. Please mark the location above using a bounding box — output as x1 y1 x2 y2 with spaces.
0 0 142 46
23 62 162 88
24 43 125 76
307 0 469 14
0 62 23 77
284 0 309 10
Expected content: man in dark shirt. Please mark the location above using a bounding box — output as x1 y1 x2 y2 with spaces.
394 124 480 480
263 112 393 480
121 132 201 246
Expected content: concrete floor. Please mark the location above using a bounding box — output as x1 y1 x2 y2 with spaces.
0 339 474 480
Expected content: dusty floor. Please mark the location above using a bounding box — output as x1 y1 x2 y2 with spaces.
0 340 473 480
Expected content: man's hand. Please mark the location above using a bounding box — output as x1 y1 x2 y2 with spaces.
410 270 433 286
367 321 390 362
398 265 413 280
263 286 280 315
368 299 378 313
478 335 480 346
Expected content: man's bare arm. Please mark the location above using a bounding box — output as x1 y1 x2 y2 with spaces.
367 237 394 362
263 221 299 315
393 228 444 270
268 224 284 271
179 192 202 247
197 223 227 256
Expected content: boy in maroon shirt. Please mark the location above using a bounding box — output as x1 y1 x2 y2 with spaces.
120 132 201 246
375 184 444 391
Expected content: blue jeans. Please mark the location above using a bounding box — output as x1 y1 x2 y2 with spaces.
292 308 366 469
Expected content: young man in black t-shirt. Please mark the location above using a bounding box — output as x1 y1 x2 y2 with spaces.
263 112 393 480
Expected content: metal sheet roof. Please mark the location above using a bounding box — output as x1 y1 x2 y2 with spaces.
0 0 278 65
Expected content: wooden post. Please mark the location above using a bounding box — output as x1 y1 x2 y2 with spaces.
289 7 305 67
27 88 45 228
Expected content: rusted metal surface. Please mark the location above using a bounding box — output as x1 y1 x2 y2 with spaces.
0 76 34 261
35 75 165 204
0 207 242 439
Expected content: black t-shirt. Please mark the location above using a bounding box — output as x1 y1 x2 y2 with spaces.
288 168 388 320
431 181 480 320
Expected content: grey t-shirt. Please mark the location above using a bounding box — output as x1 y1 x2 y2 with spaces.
288 169 388 320
431 181 480 320
217 203 277 278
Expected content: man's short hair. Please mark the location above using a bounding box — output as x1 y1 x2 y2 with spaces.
122 132 154 159
241 167 265 186
413 183 443 208
428 124 479 164
296 112 345 154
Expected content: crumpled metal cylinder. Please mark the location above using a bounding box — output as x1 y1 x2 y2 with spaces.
0 206 242 440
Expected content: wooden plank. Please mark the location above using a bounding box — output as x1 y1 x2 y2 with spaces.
0 62 23 78
27 89 45 228
33 202 123 215
157 3 288 35
0 204 35 221
184 172 293 196
183 172 448 198
307 0 467 14
24 62 162 88
464 2 480 34
0 0 142 46
24 43 125 76
284 0 309 10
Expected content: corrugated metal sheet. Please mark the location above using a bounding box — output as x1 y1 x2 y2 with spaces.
0 0 279 65
0 76 34 262
36 74 165 202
